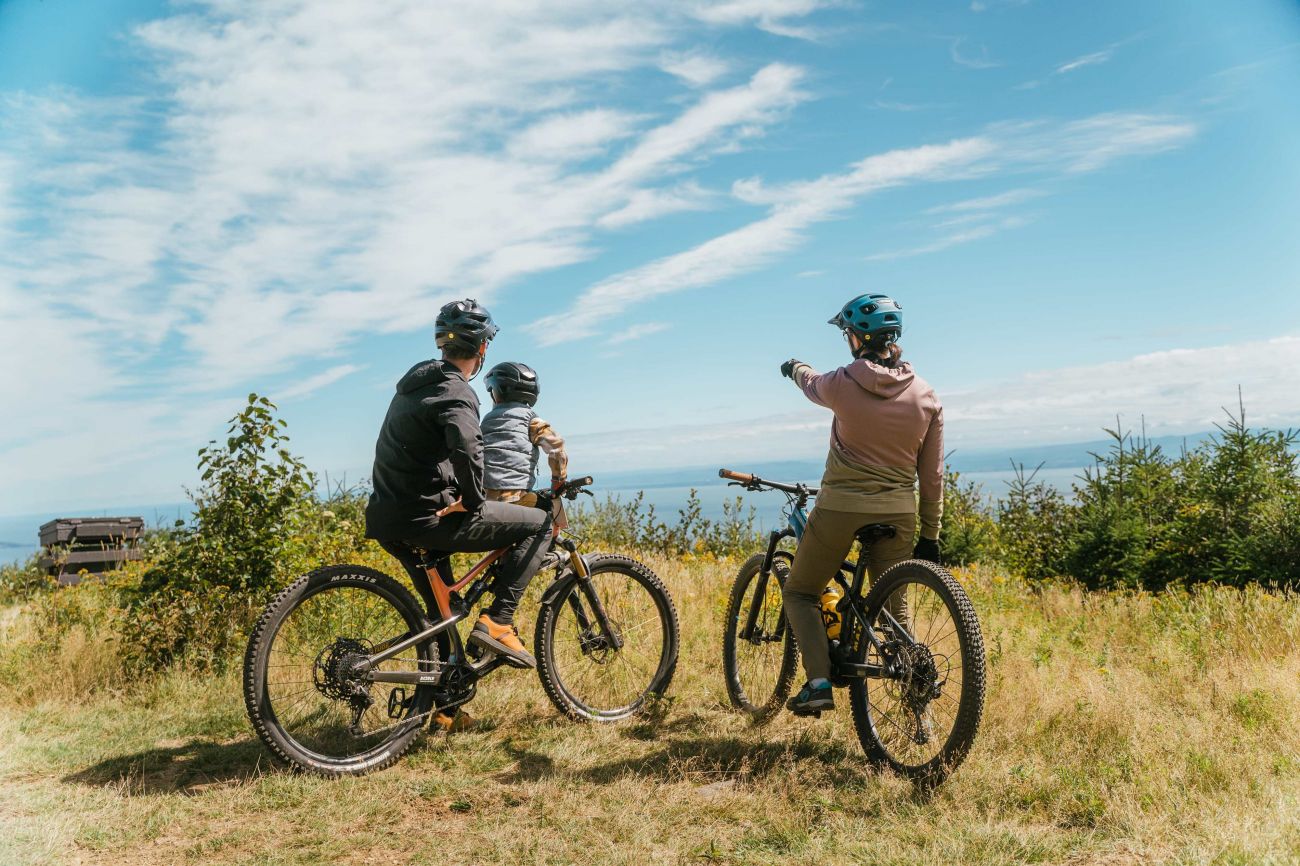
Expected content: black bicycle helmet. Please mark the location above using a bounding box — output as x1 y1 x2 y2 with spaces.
485 361 540 406
435 298 499 350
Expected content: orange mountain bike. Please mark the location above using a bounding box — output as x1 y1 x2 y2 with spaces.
243 477 679 776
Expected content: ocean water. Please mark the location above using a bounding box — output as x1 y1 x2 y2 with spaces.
0 466 1085 567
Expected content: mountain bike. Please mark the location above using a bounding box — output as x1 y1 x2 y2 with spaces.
718 468 985 787
244 477 679 777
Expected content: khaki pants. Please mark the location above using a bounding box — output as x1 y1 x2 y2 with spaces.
782 506 915 682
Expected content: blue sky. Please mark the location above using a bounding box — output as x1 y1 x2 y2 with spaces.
1 0 1298 515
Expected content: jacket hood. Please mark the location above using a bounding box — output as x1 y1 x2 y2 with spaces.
844 358 915 398
396 358 462 394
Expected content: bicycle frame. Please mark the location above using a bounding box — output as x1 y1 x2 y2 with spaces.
725 469 914 683
359 480 624 701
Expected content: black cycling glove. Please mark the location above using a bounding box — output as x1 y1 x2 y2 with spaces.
780 358 803 379
913 537 941 565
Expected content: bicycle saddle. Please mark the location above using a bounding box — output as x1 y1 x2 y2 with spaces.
854 523 897 545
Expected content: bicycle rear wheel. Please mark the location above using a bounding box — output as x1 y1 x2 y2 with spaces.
847 560 985 788
721 552 798 724
244 565 439 776
535 554 678 721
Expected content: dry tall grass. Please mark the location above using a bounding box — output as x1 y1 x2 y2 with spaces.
2 552 1299 865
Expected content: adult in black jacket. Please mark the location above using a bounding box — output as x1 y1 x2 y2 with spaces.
365 299 550 669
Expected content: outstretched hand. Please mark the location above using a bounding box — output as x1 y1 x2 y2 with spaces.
780 358 804 379
436 498 467 518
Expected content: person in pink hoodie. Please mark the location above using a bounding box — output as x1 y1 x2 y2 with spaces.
777 293 944 715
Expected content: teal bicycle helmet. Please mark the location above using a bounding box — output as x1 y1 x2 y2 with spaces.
828 293 903 340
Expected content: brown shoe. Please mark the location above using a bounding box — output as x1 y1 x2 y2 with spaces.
468 614 536 669
433 709 483 734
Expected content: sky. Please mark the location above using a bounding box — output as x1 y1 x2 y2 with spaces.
1 0 1298 515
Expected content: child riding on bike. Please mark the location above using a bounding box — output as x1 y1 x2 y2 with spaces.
481 361 568 506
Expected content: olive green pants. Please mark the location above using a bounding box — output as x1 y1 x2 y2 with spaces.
782 506 915 682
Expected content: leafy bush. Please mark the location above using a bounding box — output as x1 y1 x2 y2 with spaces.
0 554 56 604
939 469 998 567
123 394 366 670
997 463 1071 582
569 489 762 558
1148 408 1300 589
1001 404 1300 591
1063 427 1178 591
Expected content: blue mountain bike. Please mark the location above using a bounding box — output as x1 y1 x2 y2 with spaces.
719 468 986 786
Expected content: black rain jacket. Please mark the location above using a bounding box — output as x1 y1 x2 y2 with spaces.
365 359 486 540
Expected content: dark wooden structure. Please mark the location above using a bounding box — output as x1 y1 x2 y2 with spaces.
39 517 145 585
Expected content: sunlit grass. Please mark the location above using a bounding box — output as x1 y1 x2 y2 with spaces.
2 554 1300 865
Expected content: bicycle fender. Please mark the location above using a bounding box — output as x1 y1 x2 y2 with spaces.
539 570 579 607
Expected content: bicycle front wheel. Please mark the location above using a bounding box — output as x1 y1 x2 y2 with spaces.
535 554 679 721
847 559 986 788
721 552 798 724
244 565 439 776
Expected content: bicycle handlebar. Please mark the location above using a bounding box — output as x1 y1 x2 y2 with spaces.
718 468 817 497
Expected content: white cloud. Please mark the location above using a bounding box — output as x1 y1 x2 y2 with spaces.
531 111 1196 344
865 215 1029 260
690 0 838 39
0 6 809 387
530 136 995 344
569 335 1300 471
597 182 713 229
606 322 671 345
950 37 1002 69
509 110 641 162
927 187 1043 213
277 364 363 401
660 51 731 87
0 1 825 511
944 335 1300 448
1056 48 1115 75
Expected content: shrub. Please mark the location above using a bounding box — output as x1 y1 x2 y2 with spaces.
997 463 1071 582
939 468 999 567
1063 426 1178 591
1154 406 1300 589
123 394 365 670
569 489 762 559
0 554 56 604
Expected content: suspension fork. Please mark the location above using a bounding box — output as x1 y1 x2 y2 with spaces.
560 539 624 650
741 529 791 641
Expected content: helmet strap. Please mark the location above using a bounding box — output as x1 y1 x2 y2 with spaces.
468 349 485 381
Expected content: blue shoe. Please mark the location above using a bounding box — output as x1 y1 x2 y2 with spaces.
786 680 835 716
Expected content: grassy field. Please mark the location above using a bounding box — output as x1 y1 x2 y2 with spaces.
3 553 1300 865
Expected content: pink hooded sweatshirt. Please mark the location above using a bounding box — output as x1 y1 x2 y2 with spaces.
793 358 944 539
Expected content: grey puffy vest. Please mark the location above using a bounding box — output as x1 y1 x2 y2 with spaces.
482 402 540 490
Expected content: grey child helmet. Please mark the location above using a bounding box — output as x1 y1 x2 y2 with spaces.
435 298 499 350
828 292 903 341
485 361 540 406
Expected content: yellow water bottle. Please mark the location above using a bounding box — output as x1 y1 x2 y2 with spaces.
820 583 844 640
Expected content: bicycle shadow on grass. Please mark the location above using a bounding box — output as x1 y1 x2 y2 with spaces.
62 736 268 796
502 732 864 787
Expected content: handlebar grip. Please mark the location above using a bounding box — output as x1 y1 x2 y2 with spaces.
573 476 594 487
719 468 753 483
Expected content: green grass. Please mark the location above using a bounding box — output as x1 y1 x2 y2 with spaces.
3 555 1300 865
